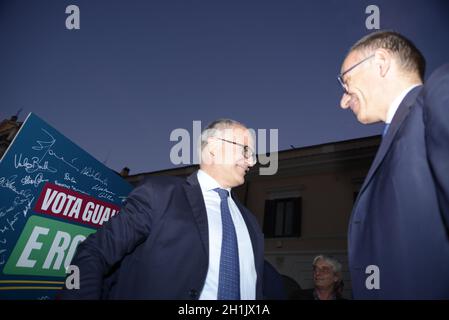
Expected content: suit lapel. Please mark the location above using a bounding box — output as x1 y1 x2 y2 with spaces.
184 172 209 255
358 86 422 196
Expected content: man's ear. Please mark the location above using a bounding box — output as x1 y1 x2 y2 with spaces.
374 48 391 78
200 142 214 166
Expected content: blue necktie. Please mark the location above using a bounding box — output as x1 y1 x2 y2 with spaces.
382 123 390 137
214 188 240 300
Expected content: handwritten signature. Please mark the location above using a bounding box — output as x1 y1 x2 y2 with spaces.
6 216 18 231
80 167 108 187
48 149 80 172
20 196 34 218
0 205 32 233
98 192 115 202
0 207 11 218
14 154 57 174
20 173 49 188
92 184 116 195
64 172 77 184
0 175 33 201
30 128 81 172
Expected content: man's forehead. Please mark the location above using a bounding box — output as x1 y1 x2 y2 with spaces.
315 259 331 266
341 51 361 73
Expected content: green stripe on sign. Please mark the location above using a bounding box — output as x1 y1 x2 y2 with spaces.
3 215 96 277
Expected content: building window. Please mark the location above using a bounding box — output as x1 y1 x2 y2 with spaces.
263 197 301 238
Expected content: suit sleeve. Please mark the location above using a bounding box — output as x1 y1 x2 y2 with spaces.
58 180 154 299
424 64 449 228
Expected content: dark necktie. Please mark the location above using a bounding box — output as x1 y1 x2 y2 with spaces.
214 188 240 300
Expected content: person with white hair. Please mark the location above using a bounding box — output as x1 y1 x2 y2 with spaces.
293 255 345 300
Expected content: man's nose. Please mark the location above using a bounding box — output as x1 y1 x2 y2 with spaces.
340 93 351 109
246 155 256 167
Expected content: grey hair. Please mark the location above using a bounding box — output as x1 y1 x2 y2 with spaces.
349 30 426 80
200 118 247 150
313 255 342 274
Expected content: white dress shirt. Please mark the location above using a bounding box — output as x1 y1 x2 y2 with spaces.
385 84 420 125
197 169 257 300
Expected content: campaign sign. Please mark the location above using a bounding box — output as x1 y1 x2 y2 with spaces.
0 113 133 299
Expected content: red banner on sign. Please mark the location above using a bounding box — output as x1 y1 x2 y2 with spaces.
34 182 120 228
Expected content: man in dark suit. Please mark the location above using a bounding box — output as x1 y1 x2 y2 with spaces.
60 119 264 299
338 31 449 299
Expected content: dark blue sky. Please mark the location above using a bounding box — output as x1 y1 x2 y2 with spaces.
1 0 448 174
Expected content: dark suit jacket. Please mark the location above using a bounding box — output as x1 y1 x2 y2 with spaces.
262 260 287 300
349 65 449 299
59 172 264 299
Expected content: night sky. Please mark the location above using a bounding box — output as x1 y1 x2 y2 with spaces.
1 0 448 174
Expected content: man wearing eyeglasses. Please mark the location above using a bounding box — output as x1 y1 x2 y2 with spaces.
338 31 449 299
59 118 265 300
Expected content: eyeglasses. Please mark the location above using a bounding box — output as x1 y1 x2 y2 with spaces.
215 137 256 162
313 265 333 275
337 54 375 94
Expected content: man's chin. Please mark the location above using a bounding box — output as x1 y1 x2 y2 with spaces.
236 165 249 174
357 115 378 125
234 174 245 187
355 113 369 124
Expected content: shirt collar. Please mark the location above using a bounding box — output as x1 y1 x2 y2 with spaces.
197 169 232 194
385 84 420 124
